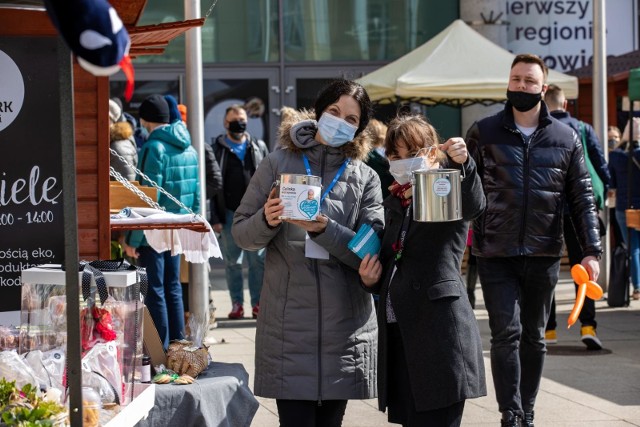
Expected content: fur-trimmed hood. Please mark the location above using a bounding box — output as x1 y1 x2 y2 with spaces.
277 109 373 162
110 121 133 142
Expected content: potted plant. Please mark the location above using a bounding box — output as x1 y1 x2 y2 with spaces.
0 379 67 426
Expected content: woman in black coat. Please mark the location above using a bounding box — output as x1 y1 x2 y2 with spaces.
359 114 486 427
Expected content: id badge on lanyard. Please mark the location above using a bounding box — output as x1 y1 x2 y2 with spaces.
302 154 349 260
305 233 330 259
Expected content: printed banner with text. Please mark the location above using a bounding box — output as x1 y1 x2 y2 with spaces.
506 0 637 71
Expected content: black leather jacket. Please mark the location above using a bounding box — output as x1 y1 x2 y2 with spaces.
465 101 602 259
209 133 269 224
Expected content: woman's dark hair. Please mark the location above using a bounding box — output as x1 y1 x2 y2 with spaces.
314 79 372 136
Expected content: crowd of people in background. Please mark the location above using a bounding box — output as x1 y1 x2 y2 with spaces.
210 105 268 320
542 84 609 351
609 118 640 300
106 51 640 426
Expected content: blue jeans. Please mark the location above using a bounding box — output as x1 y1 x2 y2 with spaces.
138 246 185 349
478 256 560 418
615 209 640 289
221 209 265 306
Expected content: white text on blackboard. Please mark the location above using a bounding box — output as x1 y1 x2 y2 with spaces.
0 166 62 207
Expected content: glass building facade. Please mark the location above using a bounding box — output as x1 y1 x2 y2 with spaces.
113 0 460 147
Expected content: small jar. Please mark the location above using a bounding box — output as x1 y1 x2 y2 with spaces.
141 355 151 383
82 386 101 427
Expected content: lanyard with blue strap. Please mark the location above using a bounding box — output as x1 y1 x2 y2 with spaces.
302 154 350 205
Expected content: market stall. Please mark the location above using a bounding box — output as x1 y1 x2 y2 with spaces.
357 19 579 106
0 3 255 426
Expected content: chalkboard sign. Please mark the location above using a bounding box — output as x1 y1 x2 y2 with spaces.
0 37 65 322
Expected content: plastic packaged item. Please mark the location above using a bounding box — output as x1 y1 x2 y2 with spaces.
82 342 123 405
0 326 19 351
0 350 41 390
166 340 209 378
21 264 145 405
22 348 65 392
82 386 102 427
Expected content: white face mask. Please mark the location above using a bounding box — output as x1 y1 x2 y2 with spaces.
317 112 358 147
388 147 434 185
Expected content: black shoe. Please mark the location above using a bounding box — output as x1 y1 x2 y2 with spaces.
521 410 534 427
500 410 520 427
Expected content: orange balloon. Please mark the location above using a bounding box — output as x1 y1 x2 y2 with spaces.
585 281 604 301
568 282 586 328
567 264 604 328
571 264 590 285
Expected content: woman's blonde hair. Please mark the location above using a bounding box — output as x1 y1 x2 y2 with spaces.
367 119 387 148
384 114 446 163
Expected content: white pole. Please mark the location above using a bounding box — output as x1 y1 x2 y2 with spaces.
185 0 209 326
459 0 507 135
593 0 609 289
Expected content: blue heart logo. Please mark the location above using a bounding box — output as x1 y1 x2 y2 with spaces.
299 199 319 219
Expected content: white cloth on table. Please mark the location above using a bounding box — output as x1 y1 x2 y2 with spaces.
110 208 222 263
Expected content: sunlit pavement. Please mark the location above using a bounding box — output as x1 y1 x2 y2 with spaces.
205 259 640 426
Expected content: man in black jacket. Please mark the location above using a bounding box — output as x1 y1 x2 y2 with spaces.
210 105 269 320
466 54 602 427
543 85 610 350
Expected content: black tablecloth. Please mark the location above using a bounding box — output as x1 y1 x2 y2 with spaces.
136 362 258 427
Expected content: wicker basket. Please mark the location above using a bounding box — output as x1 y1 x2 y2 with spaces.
626 209 640 230
166 340 209 378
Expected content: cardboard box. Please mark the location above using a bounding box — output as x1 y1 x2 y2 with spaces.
143 307 166 368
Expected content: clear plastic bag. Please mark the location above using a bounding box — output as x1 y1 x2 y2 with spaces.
187 312 208 349
22 348 66 392
20 278 66 353
0 350 41 391
81 342 123 405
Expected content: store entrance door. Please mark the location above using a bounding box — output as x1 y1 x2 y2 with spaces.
202 68 280 150
110 68 281 150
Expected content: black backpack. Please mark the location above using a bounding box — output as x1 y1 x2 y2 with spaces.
607 242 630 307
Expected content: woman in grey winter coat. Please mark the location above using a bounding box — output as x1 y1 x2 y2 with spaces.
109 120 138 181
359 114 486 427
232 79 384 427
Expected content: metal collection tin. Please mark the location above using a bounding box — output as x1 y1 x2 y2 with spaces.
412 169 462 222
276 173 322 221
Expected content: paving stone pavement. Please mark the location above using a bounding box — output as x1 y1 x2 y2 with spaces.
204 259 640 426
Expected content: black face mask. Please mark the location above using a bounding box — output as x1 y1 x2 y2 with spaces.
608 139 618 150
228 120 247 133
506 90 542 112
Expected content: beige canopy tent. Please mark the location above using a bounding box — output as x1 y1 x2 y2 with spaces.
357 19 578 107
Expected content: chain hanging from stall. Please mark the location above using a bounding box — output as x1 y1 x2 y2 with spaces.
109 148 209 232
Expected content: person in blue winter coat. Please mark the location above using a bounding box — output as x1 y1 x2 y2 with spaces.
121 94 200 349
